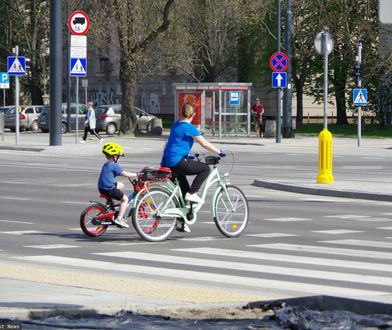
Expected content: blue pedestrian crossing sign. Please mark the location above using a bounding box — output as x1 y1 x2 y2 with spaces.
272 72 287 88
70 58 87 77
353 88 367 106
7 56 26 76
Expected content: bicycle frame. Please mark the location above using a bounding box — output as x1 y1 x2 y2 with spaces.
133 165 231 225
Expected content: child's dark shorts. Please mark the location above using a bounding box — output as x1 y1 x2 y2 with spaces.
99 188 124 201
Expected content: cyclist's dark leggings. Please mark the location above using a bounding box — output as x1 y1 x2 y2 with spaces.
171 158 210 196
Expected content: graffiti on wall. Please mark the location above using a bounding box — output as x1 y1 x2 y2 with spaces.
88 88 121 105
141 93 161 114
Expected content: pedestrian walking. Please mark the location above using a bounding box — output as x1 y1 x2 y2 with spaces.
252 98 265 138
81 102 103 143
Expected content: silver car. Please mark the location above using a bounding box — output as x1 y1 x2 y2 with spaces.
38 103 87 134
3 105 44 131
95 104 158 135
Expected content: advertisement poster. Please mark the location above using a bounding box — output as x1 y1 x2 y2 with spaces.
178 92 201 126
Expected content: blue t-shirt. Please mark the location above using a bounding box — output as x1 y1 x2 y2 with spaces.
161 120 201 167
98 161 124 190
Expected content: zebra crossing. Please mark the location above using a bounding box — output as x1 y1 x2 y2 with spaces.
9 236 392 301
2 210 392 302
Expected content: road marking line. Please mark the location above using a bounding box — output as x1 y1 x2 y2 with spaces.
249 243 392 260
0 219 34 224
61 201 88 205
324 215 370 219
378 227 392 230
95 251 392 287
173 247 392 273
0 230 44 235
13 255 386 297
322 239 392 249
263 217 311 222
24 244 80 249
245 233 297 238
0 181 26 184
312 230 363 234
0 197 31 201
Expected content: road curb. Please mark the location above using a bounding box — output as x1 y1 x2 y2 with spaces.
253 179 392 202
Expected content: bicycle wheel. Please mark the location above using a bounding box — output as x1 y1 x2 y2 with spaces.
213 185 249 237
80 204 109 237
132 188 178 242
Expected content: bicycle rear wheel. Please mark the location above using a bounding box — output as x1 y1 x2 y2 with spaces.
213 185 249 237
132 188 178 242
80 204 109 237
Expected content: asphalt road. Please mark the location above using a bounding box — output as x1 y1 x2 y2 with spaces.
1 146 392 305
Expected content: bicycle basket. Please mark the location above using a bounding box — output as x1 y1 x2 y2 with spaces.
138 166 172 182
205 156 220 165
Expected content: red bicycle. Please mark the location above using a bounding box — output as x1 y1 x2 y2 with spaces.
80 166 172 237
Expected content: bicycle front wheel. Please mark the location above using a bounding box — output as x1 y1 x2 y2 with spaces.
80 204 108 237
213 185 249 237
132 188 178 242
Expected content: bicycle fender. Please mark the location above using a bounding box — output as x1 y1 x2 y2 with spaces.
211 184 227 218
89 201 107 209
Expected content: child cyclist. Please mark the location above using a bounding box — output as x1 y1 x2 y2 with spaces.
98 142 137 228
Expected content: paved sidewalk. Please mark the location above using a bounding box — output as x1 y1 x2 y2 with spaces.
0 132 392 319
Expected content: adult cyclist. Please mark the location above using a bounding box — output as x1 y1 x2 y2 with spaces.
161 103 225 231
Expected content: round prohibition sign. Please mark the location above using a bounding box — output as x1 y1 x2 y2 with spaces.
269 52 289 72
68 11 90 35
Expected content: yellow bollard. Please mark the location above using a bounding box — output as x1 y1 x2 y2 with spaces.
317 128 334 184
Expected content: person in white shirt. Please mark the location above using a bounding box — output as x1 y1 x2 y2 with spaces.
81 102 103 143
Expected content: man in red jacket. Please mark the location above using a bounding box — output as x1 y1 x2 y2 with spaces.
252 98 265 137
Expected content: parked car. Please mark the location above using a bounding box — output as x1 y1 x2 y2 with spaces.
3 105 44 131
38 103 87 134
95 104 158 135
0 106 13 115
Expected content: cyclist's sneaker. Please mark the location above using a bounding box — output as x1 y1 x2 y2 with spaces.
113 216 129 228
176 222 191 233
185 192 203 204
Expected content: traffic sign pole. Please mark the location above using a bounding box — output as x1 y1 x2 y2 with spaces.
14 46 20 145
357 42 363 147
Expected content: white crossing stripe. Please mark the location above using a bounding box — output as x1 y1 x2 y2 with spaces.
0 219 34 224
245 233 297 238
263 217 311 222
173 247 392 273
249 243 392 260
312 230 363 235
0 197 31 201
0 230 44 235
61 201 89 205
95 251 392 287
24 244 80 249
322 239 392 249
324 215 370 219
13 255 385 297
378 227 392 230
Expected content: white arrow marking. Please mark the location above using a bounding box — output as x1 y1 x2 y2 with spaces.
276 73 283 87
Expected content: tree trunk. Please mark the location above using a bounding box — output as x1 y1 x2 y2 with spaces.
333 68 348 125
119 60 137 135
295 80 304 128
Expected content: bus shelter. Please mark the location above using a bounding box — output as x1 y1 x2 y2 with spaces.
174 82 252 137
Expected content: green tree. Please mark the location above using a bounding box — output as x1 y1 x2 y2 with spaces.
0 0 49 105
291 0 379 125
91 0 174 135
